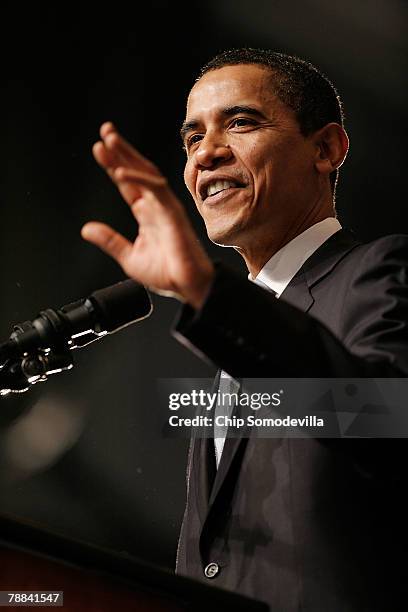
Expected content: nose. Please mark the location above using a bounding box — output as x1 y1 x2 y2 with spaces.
194 133 233 169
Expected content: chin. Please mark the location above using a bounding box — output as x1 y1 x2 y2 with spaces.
203 206 252 247
206 226 243 248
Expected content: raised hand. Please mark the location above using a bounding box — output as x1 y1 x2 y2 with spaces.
81 122 214 309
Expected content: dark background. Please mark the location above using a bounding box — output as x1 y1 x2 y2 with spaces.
1 1 407 570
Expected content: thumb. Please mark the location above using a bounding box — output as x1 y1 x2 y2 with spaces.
81 222 133 268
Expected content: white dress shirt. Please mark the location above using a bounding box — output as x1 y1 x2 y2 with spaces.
214 217 342 467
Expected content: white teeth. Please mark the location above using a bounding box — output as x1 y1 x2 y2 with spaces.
206 179 237 198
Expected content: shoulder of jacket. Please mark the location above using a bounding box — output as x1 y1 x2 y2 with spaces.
353 233 408 261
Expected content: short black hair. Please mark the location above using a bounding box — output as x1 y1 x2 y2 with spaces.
198 48 345 195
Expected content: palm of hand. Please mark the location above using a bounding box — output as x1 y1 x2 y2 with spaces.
81 123 213 308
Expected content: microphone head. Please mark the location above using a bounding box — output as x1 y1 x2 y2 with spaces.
89 280 153 333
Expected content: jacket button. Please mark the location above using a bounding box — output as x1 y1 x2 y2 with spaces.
204 562 220 578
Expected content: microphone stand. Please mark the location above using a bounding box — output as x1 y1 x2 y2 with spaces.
0 348 74 396
0 305 113 396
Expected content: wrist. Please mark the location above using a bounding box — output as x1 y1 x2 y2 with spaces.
187 262 215 310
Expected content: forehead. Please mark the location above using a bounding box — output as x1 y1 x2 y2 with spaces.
186 64 282 119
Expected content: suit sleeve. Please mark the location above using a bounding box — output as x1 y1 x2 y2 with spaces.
172 236 408 379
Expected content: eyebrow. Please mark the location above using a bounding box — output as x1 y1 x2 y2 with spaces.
179 105 266 143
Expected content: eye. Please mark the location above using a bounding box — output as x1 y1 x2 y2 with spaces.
230 117 256 128
186 133 204 150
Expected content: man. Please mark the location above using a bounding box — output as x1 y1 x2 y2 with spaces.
82 49 408 611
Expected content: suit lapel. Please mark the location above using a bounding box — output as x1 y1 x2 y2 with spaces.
279 269 314 311
280 228 360 308
193 372 219 523
302 228 361 288
208 406 251 508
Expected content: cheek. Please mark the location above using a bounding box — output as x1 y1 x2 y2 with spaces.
183 162 196 196
250 151 275 194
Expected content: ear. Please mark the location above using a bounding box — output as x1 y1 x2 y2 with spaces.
313 123 349 176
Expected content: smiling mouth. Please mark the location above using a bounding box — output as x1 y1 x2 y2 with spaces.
201 179 246 203
204 187 243 205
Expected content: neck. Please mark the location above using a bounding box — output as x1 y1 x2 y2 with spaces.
236 206 335 278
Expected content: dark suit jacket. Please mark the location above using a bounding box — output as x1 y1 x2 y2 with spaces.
172 229 408 611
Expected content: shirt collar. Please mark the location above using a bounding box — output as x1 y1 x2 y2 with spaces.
250 218 342 296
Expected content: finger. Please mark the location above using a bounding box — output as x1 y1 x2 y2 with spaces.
98 123 133 170
92 141 117 172
102 127 158 173
81 222 133 268
114 167 168 191
100 121 116 139
113 167 181 215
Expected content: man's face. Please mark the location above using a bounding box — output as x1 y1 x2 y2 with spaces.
182 64 320 249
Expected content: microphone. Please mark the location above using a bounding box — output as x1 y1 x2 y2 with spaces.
0 280 153 364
